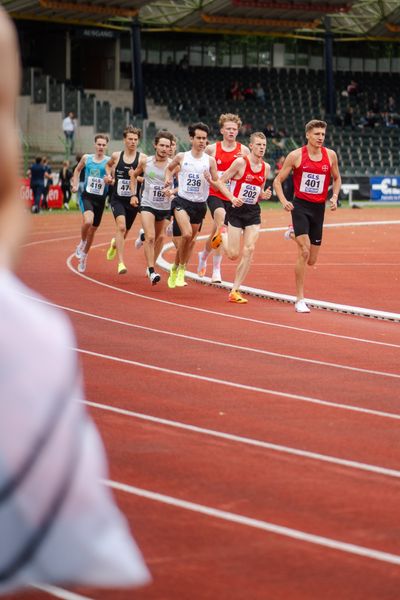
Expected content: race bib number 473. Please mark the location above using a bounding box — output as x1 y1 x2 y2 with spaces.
300 172 325 195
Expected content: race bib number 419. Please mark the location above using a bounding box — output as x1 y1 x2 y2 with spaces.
86 176 105 195
300 172 325 195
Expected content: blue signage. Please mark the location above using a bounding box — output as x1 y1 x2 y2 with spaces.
370 177 400 201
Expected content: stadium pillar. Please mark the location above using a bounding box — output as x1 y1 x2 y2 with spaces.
130 17 148 120
324 16 336 124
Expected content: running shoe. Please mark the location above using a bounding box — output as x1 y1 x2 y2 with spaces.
197 251 207 277
168 266 178 288
134 228 145 249
106 238 116 261
63 202 70 210
211 225 227 249
284 225 294 240
78 254 87 273
228 290 248 304
211 270 222 284
75 241 85 259
118 262 127 275
149 271 161 285
175 265 186 287
295 299 310 313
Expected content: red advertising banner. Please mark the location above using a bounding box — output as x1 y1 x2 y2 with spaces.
21 178 64 209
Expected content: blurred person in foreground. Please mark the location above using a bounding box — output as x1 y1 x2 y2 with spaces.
0 6 150 595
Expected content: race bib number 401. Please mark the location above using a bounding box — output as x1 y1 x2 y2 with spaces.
300 172 325 195
86 176 105 195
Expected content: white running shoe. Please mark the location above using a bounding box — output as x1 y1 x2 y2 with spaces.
134 228 145 249
75 241 85 259
295 299 310 313
197 251 207 277
78 253 87 273
149 271 161 285
284 225 294 240
211 270 222 284
166 221 174 237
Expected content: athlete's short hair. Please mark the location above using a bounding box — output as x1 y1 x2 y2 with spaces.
219 113 242 129
94 133 109 143
188 122 209 137
250 131 266 143
305 120 327 133
154 130 175 145
123 126 141 139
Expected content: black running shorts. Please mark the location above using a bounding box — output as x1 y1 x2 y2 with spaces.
292 196 325 246
110 197 139 231
207 195 230 218
171 195 207 225
82 192 107 227
226 203 261 229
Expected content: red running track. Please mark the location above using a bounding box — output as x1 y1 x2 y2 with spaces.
10 206 400 600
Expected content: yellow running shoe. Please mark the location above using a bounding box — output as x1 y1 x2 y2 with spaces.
228 290 248 304
167 265 178 288
118 262 127 274
107 238 116 260
175 265 186 287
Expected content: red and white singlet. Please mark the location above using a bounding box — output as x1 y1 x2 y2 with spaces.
210 141 242 200
293 146 331 203
231 156 267 205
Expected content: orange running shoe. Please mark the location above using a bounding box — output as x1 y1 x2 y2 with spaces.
228 290 248 304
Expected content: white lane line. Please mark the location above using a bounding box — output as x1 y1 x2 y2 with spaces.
86 400 400 480
104 479 400 567
23 295 400 379
31 584 93 600
64 256 400 349
76 347 400 421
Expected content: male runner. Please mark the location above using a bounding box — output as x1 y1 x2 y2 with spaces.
130 131 175 285
197 113 249 283
71 134 110 273
164 122 219 288
273 119 341 313
105 126 142 274
211 132 271 304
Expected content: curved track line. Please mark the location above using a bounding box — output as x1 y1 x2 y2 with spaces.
65 255 400 349
105 479 400 567
24 295 400 379
75 347 400 421
86 400 400 480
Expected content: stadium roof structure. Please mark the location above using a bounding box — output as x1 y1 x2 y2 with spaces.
3 0 400 39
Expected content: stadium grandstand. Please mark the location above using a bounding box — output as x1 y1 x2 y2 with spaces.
6 0 400 200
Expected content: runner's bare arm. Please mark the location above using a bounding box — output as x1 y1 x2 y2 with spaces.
71 155 87 193
165 153 183 187
328 150 341 211
273 150 300 211
260 163 272 199
212 157 245 207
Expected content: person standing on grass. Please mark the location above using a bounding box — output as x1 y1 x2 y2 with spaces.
0 6 150 594
210 132 271 304
105 126 142 275
273 119 341 313
197 113 250 284
164 122 220 288
71 134 110 273
130 130 175 285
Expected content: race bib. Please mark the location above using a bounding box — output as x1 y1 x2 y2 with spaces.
150 184 165 202
300 172 325 195
184 173 202 194
117 178 132 197
239 182 261 205
86 176 105 196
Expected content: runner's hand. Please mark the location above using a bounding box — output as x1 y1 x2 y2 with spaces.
261 186 272 200
130 195 138 207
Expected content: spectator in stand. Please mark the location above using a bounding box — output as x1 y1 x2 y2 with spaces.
59 160 73 209
360 110 380 129
62 111 76 154
385 115 399 128
263 122 277 138
28 156 49 214
387 95 397 114
254 82 266 105
42 156 53 211
243 84 256 102
369 95 380 115
346 80 359 98
239 122 253 137
272 128 289 151
229 81 243 101
178 54 189 70
343 105 355 129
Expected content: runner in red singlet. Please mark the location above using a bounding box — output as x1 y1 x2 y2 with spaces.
197 114 249 283
211 132 271 304
274 119 341 313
